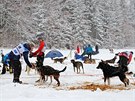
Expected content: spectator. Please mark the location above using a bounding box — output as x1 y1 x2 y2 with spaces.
82 44 94 60
76 45 80 54
1 53 12 74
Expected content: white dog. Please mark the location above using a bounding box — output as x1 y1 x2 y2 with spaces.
25 63 37 75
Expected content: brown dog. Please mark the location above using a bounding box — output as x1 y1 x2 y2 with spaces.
84 58 96 64
53 57 67 63
71 59 84 74
37 65 67 86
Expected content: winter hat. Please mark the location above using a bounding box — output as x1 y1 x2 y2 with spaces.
28 42 35 48
36 32 44 40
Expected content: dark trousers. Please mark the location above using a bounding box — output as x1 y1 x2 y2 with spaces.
87 53 92 60
35 53 44 82
10 60 21 81
36 53 44 67
118 56 128 72
1 63 7 74
82 52 92 60
1 61 13 74
118 56 128 66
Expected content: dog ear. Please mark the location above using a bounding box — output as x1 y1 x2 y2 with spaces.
104 61 107 64
101 60 107 64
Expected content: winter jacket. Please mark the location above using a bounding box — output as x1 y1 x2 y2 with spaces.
3 53 10 65
32 40 45 56
118 51 133 64
8 43 32 68
76 46 80 54
85 45 93 54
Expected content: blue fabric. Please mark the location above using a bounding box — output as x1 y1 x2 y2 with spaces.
45 50 63 59
3 53 10 65
75 53 83 59
23 51 32 67
85 45 93 54
74 53 86 61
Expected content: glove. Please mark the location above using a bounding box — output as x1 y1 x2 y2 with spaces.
29 53 33 58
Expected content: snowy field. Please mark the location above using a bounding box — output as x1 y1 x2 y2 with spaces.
0 48 135 101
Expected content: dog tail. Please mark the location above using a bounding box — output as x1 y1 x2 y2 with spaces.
59 66 67 73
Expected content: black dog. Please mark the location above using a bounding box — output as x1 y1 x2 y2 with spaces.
96 60 129 87
71 59 84 74
52 57 67 64
37 65 67 86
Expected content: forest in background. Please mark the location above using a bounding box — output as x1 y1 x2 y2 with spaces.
0 0 135 49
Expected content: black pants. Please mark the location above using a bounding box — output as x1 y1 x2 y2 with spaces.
10 60 21 81
118 56 128 66
36 53 44 67
118 56 128 72
87 53 92 60
1 63 8 74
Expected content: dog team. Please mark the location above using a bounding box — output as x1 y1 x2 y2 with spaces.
0 33 134 87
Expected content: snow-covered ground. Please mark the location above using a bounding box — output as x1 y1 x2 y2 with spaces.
0 48 135 101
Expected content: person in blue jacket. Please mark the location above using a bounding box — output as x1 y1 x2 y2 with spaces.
86 44 94 60
1 53 12 74
8 42 35 84
82 44 94 60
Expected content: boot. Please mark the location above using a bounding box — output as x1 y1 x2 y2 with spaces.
13 79 22 84
1 68 6 74
35 79 40 83
1 71 6 74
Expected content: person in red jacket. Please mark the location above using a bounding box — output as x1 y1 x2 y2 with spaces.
116 51 133 73
76 45 80 54
30 36 45 67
